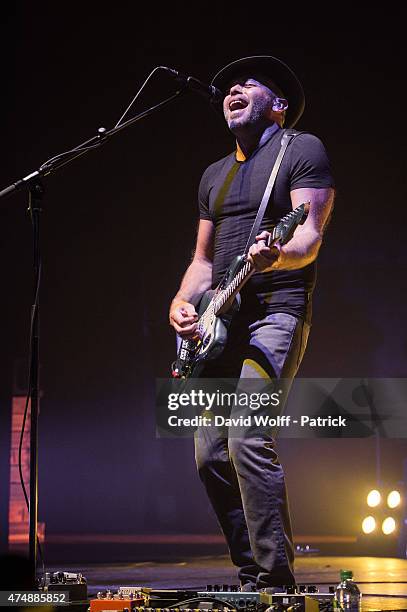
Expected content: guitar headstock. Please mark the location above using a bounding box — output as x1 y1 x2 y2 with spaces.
271 201 310 246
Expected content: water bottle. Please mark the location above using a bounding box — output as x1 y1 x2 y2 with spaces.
334 569 362 610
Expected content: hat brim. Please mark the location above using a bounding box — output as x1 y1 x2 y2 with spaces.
211 55 305 128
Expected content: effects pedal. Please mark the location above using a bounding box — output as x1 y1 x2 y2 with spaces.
89 589 145 612
262 592 319 612
198 587 259 608
39 571 87 602
261 586 335 612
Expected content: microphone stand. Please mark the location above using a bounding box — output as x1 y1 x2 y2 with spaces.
0 84 187 588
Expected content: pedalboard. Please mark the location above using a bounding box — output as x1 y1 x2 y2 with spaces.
88 585 335 612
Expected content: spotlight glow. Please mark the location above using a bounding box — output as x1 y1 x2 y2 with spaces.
362 516 376 534
387 490 401 509
367 489 381 507
382 517 396 535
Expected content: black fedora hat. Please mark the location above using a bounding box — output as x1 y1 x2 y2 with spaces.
211 55 305 128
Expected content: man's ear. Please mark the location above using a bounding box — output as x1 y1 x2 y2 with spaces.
272 97 288 111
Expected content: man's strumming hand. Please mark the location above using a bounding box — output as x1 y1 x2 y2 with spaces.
169 299 199 338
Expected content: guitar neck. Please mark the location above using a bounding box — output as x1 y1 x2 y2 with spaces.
213 258 254 315
208 202 308 318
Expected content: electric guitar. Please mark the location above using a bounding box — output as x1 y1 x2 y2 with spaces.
171 202 309 379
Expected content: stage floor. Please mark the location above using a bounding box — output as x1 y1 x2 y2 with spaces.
47 554 407 611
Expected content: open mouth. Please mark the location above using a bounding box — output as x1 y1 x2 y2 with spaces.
229 98 248 113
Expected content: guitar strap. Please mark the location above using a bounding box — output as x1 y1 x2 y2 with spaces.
243 128 302 256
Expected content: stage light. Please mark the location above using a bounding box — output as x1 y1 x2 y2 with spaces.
362 516 376 534
387 490 401 509
382 517 396 535
367 489 381 507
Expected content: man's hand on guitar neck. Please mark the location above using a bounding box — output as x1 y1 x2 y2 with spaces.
248 231 280 272
169 299 199 338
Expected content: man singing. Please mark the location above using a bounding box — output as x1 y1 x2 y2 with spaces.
169 55 335 590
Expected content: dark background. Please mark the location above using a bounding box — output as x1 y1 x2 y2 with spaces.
1 5 406 559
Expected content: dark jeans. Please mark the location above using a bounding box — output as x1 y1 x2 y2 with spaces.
194 311 310 589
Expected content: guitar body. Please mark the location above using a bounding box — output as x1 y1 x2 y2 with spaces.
172 257 244 379
190 287 240 376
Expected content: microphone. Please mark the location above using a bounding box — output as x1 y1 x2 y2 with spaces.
161 66 223 103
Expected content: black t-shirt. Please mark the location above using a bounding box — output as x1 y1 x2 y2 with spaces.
198 128 334 321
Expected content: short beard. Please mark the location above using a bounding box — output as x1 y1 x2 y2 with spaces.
227 97 272 132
